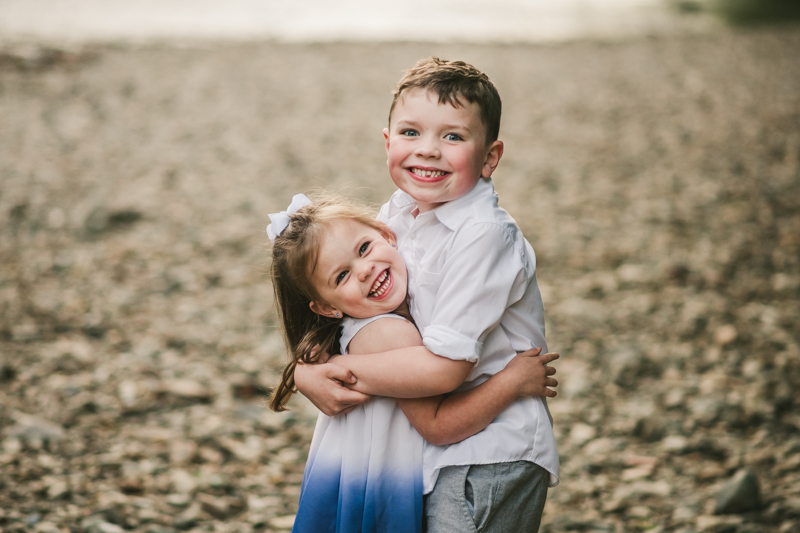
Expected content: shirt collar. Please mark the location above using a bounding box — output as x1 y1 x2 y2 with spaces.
387 189 417 218
387 178 495 230
432 178 495 230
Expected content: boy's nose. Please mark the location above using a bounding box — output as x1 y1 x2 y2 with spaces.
415 137 440 158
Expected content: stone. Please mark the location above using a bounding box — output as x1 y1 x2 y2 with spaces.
269 515 296 530
714 469 762 514
217 436 263 463
5 413 65 443
33 522 63 533
610 349 661 388
84 521 124 533
173 502 202 531
633 415 666 442
196 493 230 519
169 440 198 466
165 493 191 508
569 423 597 446
170 470 198 494
161 380 214 401
714 325 738 346
46 479 69 499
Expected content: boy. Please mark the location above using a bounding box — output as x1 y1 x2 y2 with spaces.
295 57 559 531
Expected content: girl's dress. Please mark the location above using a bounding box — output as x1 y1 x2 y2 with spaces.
292 314 424 533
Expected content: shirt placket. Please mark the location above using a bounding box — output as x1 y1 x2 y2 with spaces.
405 212 433 323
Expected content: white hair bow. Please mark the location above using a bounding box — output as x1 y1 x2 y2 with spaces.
266 194 312 242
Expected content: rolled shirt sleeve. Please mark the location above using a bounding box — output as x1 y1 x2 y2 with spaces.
420 222 529 362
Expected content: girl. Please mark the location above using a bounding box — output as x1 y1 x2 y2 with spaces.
267 193 558 533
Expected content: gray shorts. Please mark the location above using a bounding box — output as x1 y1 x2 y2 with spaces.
424 461 549 533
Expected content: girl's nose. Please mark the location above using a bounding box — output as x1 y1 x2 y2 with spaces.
356 261 374 282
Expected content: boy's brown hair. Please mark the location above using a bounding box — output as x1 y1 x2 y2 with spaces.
389 57 502 145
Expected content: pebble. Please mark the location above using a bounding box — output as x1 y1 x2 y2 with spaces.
714 469 762 515
269 515 297 530
1 32 799 533
5 414 65 446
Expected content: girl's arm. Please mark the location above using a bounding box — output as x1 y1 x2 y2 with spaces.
334 318 475 398
346 317 558 445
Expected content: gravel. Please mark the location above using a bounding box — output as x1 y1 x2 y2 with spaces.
1 26 799 532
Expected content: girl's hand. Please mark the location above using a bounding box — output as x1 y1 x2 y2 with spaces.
294 361 371 416
501 348 559 398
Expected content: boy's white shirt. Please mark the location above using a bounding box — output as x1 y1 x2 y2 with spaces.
378 178 560 493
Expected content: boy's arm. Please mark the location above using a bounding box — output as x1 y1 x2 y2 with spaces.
398 349 559 446
342 318 560 445
418 223 541 365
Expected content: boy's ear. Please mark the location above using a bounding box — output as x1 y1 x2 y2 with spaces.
481 140 504 178
309 301 339 318
383 128 391 154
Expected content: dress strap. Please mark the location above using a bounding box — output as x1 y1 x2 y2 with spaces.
339 314 407 354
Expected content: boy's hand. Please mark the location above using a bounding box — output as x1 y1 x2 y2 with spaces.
294 361 371 416
503 348 559 398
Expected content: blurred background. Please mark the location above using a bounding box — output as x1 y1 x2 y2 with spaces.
0 1 798 532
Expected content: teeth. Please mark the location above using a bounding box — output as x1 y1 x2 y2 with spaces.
411 168 446 178
369 270 389 297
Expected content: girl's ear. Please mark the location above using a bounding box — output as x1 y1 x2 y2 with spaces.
309 301 339 318
375 221 397 246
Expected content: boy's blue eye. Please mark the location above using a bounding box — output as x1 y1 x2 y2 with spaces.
359 242 370 255
336 271 348 285
445 133 463 141
401 130 419 137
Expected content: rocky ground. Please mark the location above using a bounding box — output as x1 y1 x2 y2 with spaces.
0 26 799 533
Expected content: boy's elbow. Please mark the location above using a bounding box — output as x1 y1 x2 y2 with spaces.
415 425 458 446
433 358 473 393
424 425 471 446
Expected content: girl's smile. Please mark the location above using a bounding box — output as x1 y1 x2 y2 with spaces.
310 219 407 319
368 268 393 299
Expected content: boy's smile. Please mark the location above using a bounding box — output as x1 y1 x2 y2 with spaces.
310 220 408 320
384 88 503 212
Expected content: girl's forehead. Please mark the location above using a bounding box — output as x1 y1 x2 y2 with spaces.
322 218 375 237
316 220 372 259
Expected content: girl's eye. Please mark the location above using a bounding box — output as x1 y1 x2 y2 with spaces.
359 242 370 256
445 133 463 141
336 271 348 285
401 129 419 137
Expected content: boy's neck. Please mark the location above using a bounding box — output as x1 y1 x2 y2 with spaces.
410 177 488 218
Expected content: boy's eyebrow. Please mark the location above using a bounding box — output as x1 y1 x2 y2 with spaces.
394 119 473 132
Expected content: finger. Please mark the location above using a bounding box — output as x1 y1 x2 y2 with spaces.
326 365 358 384
336 389 371 405
338 406 356 415
521 346 544 357
546 366 557 376
544 388 557 398
538 352 560 364
545 378 558 387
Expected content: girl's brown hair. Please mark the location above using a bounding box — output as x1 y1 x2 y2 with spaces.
268 193 393 412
